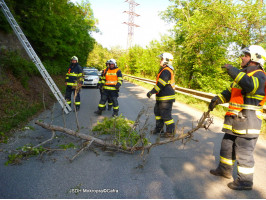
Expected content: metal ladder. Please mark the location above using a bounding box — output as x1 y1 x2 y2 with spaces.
0 0 72 114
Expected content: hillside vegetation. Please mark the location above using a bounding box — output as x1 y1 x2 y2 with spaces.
0 0 97 71
0 0 97 139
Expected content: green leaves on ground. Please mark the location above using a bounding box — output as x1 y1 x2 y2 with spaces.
59 143 77 150
92 115 149 149
5 144 45 165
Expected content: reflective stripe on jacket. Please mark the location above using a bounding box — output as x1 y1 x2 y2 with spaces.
152 66 175 102
105 68 120 85
156 67 175 91
219 67 266 137
226 70 265 116
65 63 84 86
98 68 108 84
102 67 123 90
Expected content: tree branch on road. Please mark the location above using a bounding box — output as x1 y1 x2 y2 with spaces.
35 109 213 156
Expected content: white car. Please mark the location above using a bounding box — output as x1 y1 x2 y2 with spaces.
83 69 99 87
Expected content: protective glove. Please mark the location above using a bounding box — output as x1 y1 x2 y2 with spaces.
221 64 233 70
147 91 153 98
99 83 103 89
115 85 120 90
208 96 220 111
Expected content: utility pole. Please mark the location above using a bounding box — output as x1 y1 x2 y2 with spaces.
123 0 140 50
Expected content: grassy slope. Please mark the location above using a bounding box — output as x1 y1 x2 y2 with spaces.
0 68 65 142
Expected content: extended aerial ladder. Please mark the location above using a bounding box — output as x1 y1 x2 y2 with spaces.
0 0 72 114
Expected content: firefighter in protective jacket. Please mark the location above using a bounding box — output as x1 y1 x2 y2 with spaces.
65 56 84 110
94 59 123 117
209 45 266 190
147 53 176 137
97 60 113 110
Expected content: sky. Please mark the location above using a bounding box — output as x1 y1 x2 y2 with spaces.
71 0 173 49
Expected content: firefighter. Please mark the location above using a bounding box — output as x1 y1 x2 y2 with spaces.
147 53 176 137
97 60 113 110
209 45 266 190
65 56 84 111
94 59 123 117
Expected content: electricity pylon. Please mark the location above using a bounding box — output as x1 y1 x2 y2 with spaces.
123 0 140 49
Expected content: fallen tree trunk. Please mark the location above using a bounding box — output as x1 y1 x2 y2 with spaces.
35 121 132 152
35 110 212 153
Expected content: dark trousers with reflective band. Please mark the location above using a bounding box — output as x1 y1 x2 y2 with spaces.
100 89 113 107
98 90 119 112
65 86 80 106
218 133 258 184
154 101 175 133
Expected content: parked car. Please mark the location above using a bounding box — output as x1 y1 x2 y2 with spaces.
83 68 99 87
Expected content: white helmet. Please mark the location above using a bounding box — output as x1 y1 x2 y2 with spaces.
241 45 266 68
159 53 173 65
71 56 78 62
109 59 117 67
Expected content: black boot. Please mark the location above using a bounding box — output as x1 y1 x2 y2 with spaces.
94 110 102 115
112 111 118 117
210 167 232 179
228 180 253 190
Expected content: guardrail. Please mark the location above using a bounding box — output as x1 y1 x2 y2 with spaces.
124 74 266 115
124 74 216 102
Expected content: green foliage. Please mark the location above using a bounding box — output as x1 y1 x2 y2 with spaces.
5 153 23 166
59 143 76 150
5 144 45 165
0 11 12 33
160 0 265 92
17 143 44 154
87 44 127 71
92 115 149 149
0 51 57 135
0 99 42 134
0 51 38 88
0 132 8 144
117 0 265 95
0 0 97 73
86 43 112 70
117 43 163 78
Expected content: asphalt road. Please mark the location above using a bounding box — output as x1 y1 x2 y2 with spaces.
1 81 266 198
